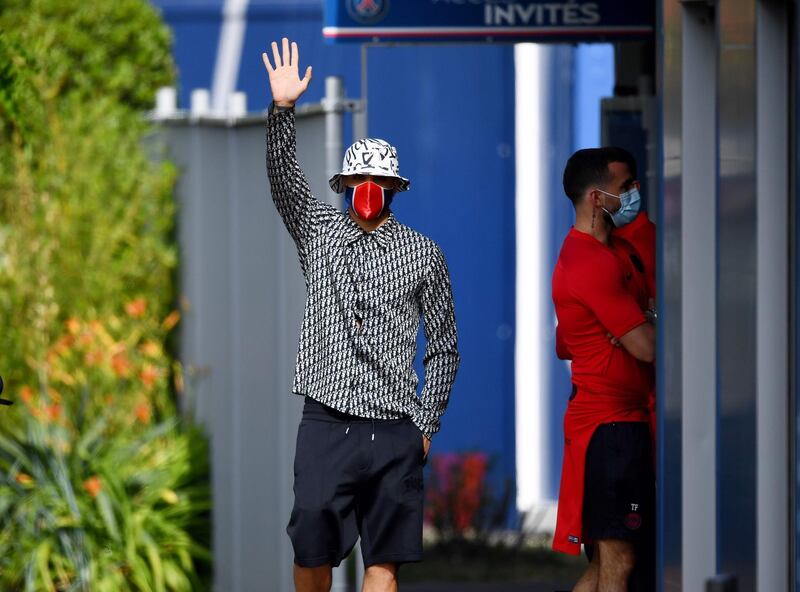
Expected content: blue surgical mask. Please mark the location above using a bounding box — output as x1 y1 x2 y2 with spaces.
598 187 641 228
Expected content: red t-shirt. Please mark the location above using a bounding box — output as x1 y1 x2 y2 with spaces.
613 211 656 300
552 228 653 398
551 227 655 555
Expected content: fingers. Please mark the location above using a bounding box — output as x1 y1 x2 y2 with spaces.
291 41 299 68
261 52 274 73
271 41 281 68
301 66 313 90
282 37 290 68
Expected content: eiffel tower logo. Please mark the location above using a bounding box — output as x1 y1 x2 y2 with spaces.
347 0 389 24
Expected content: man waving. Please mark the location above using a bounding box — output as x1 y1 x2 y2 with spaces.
262 39 460 592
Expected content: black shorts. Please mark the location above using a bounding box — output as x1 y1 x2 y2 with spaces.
287 398 426 568
583 421 654 544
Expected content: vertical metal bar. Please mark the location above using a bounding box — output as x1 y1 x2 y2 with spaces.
353 43 369 141
324 75 349 592
756 2 790 590
355 545 365 591
660 0 685 588
717 0 758 587
324 76 345 209
681 3 718 590
211 0 249 114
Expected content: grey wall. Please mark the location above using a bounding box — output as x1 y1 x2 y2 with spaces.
154 109 328 592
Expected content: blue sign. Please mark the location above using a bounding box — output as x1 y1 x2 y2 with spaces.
324 0 654 43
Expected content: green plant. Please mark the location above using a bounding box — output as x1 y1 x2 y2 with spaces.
0 389 211 591
0 1 178 395
0 1 212 589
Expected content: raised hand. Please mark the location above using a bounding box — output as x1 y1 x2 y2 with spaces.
262 38 313 107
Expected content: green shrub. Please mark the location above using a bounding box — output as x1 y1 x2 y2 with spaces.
0 1 211 588
0 387 211 592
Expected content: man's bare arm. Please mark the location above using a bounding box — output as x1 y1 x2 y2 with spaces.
618 322 655 363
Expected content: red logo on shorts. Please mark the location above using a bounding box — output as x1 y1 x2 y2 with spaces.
624 512 642 530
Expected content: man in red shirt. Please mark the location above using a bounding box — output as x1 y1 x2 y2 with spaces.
556 148 657 448
552 148 656 592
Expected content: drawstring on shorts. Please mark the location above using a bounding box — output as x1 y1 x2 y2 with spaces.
344 418 375 441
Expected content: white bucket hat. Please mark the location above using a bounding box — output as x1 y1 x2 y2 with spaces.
328 138 410 193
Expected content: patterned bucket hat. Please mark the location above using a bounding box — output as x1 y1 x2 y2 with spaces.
328 138 410 193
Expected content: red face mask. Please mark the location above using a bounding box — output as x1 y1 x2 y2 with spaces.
344 181 395 221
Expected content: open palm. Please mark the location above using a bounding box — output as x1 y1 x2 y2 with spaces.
262 38 312 106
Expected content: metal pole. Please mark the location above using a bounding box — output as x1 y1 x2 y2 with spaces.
323 76 345 209
353 43 369 141
323 78 348 590
355 542 365 591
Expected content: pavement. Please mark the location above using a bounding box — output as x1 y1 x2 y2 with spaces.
404 583 572 592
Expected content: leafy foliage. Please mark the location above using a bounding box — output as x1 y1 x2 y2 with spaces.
0 1 211 588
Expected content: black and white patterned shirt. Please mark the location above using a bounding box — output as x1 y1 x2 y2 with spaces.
266 107 460 438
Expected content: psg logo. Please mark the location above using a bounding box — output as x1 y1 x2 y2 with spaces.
347 0 390 25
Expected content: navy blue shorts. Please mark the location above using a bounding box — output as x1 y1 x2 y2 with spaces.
287 398 426 568
583 421 654 544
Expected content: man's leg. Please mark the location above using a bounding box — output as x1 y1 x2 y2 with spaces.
573 544 599 592
358 419 425 573
362 563 397 592
597 539 635 592
294 565 332 592
288 400 361 591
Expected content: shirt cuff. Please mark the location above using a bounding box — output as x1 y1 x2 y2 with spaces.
410 408 439 440
269 101 294 115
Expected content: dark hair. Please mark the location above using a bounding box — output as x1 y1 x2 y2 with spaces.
562 147 637 205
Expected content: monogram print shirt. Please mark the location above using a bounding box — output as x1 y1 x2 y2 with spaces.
266 106 460 438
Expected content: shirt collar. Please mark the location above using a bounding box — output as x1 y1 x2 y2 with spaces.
341 212 398 251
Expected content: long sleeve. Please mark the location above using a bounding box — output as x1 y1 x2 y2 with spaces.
411 245 460 439
266 106 337 265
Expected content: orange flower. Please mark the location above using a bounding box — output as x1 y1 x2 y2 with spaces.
140 365 159 389
15 473 33 486
139 340 161 358
65 318 81 335
19 386 33 404
134 402 151 424
47 388 62 404
84 350 104 366
111 351 131 378
54 334 75 352
162 310 180 331
83 476 102 498
125 299 148 318
44 404 62 421
78 331 94 347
